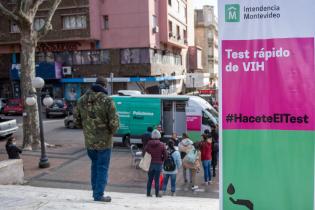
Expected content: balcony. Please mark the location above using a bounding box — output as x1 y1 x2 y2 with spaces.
167 32 187 48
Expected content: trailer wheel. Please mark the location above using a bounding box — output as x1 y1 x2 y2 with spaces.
123 135 131 148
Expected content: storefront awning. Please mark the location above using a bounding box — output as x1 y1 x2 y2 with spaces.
60 75 186 83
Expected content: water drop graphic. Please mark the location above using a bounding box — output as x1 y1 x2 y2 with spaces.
227 183 235 195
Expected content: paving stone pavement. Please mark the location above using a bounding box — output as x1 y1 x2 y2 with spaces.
0 185 219 210
0 117 219 199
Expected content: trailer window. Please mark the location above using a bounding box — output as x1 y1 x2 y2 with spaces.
175 101 185 112
206 108 218 119
202 111 213 126
163 101 172 111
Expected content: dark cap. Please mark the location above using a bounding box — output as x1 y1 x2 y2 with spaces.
96 76 107 87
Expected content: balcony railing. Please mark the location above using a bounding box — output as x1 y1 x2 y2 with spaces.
31 48 182 66
35 50 111 65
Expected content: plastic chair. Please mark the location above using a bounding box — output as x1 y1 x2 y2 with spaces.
130 144 143 168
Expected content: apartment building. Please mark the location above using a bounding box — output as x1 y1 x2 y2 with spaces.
0 0 195 99
193 5 218 90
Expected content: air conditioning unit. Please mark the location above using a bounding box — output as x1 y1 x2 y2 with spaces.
169 32 173 38
177 35 181 40
62 66 72 75
184 40 188 45
153 26 159 33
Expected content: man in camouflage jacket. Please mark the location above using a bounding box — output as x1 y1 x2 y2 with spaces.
74 76 119 202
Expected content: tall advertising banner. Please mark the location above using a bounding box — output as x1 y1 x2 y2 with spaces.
219 1 315 210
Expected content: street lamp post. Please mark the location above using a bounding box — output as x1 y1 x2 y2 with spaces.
26 77 53 168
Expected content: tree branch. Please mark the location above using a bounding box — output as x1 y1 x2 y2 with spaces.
0 3 19 22
15 0 32 25
31 0 45 11
36 0 61 39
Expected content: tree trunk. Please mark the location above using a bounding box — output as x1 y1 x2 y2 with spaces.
20 28 40 150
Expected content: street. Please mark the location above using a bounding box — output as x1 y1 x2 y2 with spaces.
0 114 219 199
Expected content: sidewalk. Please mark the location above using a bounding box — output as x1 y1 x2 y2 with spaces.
0 185 219 210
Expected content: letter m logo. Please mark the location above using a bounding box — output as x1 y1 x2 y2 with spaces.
225 4 240 22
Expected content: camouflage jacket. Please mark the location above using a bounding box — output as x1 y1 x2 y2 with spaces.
74 89 119 150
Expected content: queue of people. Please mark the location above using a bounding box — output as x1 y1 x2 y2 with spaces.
142 124 219 197
3 76 218 204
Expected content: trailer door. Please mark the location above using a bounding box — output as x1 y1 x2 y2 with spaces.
174 101 186 135
162 100 187 136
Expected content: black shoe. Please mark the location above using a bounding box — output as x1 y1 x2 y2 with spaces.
147 194 152 197
156 194 162 198
95 196 111 202
213 173 216 177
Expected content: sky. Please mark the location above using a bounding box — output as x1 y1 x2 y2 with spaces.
193 0 218 14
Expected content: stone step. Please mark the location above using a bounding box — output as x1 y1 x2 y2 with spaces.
0 185 219 210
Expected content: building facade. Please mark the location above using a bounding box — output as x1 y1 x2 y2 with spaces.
0 0 195 100
193 5 218 89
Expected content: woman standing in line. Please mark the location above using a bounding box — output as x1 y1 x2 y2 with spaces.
199 133 213 185
162 140 182 196
144 129 168 197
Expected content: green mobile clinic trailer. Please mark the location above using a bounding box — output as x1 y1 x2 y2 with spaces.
112 95 189 146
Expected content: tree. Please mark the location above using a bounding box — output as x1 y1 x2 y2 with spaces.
0 0 61 150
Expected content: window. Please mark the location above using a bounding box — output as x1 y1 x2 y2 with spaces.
10 21 20 33
90 51 101 64
103 15 109 30
168 21 173 36
206 108 219 119
121 48 149 64
100 50 110 64
55 52 72 65
63 15 87 29
173 0 179 12
152 15 157 27
81 51 91 64
150 49 182 66
35 52 46 63
121 49 140 64
202 111 212 126
168 0 172 6
34 18 45 31
183 29 187 42
72 51 82 65
179 3 187 22
176 101 185 112
176 25 180 39
51 50 110 65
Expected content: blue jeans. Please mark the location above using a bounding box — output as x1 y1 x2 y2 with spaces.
147 163 162 196
202 160 212 182
183 166 192 182
162 174 177 192
87 149 112 201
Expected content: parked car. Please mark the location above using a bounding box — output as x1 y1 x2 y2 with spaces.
0 98 7 114
0 117 18 138
46 99 68 118
3 98 23 116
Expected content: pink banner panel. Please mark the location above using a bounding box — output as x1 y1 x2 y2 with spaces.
187 116 202 131
222 38 315 130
